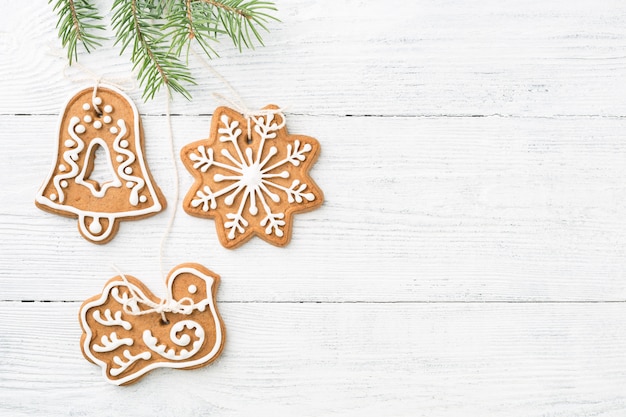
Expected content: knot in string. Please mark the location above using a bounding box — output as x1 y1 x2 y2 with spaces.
61 60 137 115
212 92 287 140
112 266 195 323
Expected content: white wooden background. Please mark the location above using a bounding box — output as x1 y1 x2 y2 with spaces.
2 0 626 415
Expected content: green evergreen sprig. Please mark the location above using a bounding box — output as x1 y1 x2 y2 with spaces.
50 0 106 64
50 0 279 100
112 0 194 100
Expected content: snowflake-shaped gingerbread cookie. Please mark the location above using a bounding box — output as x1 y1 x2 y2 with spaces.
181 105 323 248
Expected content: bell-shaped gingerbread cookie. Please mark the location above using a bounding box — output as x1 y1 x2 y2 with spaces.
35 84 165 243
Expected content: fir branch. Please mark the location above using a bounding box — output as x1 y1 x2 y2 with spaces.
196 0 279 50
50 0 279 100
50 0 105 64
164 0 222 59
112 0 195 100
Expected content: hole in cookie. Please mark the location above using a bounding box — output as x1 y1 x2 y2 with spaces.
82 143 118 193
247 135 252 145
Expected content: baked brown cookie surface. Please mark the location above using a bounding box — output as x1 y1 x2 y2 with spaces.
79 263 225 385
35 85 165 243
181 105 323 248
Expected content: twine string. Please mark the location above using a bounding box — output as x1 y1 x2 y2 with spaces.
159 88 179 283
112 265 195 323
190 48 287 139
52 43 185 323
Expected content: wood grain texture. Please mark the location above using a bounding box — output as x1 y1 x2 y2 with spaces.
1 0 625 415
3 115 626 301
2 0 626 116
2 302 626 417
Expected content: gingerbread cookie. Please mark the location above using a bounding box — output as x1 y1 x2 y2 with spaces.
35 84 165 244
79 263 225 385
181 105 323 248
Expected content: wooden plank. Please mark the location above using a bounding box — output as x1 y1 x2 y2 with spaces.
1 302 625 416
3 114 626 301
2 0 626 116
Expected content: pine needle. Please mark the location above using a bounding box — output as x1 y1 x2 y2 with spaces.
112 0 195 100
50 0 279 100
49 0 105 64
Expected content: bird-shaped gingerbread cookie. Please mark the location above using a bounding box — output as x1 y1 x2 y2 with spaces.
79 263 225 385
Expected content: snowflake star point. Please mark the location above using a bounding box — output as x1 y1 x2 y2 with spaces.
181 105 324 249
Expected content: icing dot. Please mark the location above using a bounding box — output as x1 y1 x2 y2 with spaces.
75 124 86 134
93 121 102 129
110 127 118 134
84 115 92 123
93 97 102 105
50 193 57 201
120 140 129 148
126 182 134 188
103 115 112 123
116 155 124 163
59 164 66 172
188 285 197 294
61 180 68 188
139 195 147 203
124 167 133 175
89 220 102 234
64 139 74 147
104 105 113 113
82 103 90 110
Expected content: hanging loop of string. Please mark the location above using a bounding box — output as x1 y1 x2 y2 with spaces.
189 48 287 140
211 92 287 141
62 62 138 116
112 265 195 323
91 78 102 115
61 62 138 92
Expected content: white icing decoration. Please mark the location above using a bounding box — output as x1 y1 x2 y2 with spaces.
93 332 133 353
110 286 141 314
74 138 122 198
104 115 112 123
139 195 147 203
188 285 197 294
126 181 134 188
110 127 118 134
84 115 92 123
93 121 102 129
34 84 163 243
93 308 132 330
113 119 145 206
190 113 315 240
89 218 103 234
93 97 102 105
61 180 68 188
50 117 84 202
83 103 90 110
143 320 205 360
104 105 113 113
75 124 86 134
78 266 223 385
110 350 152 377
50 193 57 201
59 164 66 171
116 155 124 163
